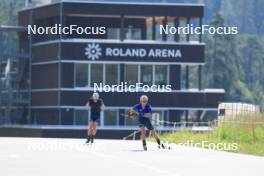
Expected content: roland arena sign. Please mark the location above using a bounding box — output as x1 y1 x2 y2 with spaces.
61 41 205 63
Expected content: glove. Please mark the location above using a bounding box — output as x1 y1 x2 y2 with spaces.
128 109 138 118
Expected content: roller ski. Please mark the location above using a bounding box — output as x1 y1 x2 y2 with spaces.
158 143 172 150
84 135 94 145
158 143 166 149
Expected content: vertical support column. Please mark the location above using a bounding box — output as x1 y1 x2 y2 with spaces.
198 18 203 123
119 64 125 127
58 2 64 125
183 17 191 93
152 16 156 40
184 18 190 90
162 16 167 41
119 64 124 84
198 17 203 90
28 9 33 124
169 65 181 90
198 65 202 90
174 17 179 42
0 32 2 119
120 14 125 41
186 17 190 42
199 17 202 42
185 66 189 89
197 110 202 123
185 110 189 123
119 109 125 126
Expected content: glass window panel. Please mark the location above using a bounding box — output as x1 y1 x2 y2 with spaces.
155 17 164 41
90 64 103 87
189 18 199 42
124 27 141 40
107 28 120 39
145 17 153 40
75 63 88 87
140 65 153 86
155 65 168 86
125 64 138 85
179 18 187 42
152 110 169 127
152 110 163 126
181 65 187 89
108 27 141 40
167 21 175 41
105 64 118 85
104 110 118 126
74 110 88 125
189 66 198 88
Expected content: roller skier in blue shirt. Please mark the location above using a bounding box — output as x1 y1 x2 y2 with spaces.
129 95 165 151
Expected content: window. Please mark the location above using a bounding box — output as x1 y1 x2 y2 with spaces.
145 17 153 40
140 65 153 86
74 110 88 125
104 110 118 126
124 27 141 40
179 18 187 42
90 64 103 87
75 64 88 87
125 64 169 86
75 63 119 88
189 66 198 88
155 17 165 41
74 63 169 88
181 65 199 89
107 27 141 40
152 110 168 124
125 64 138 85
107 28 120 39
181 65 187 89
166 17 176 42
189 18 200 42
105 64 118 85
155 65 168 86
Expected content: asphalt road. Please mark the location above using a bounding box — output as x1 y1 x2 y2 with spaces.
0 137 263 176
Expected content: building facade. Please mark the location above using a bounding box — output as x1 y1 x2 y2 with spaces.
18 1 224 129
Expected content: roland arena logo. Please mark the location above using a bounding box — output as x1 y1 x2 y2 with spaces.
85 43 102 60
85 42 182 60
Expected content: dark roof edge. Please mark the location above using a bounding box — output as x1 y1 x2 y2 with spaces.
18 0 204 13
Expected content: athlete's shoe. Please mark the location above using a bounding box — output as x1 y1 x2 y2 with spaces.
158 143 166 149
90 137 94 144
85 137 91 144
143 145 147 151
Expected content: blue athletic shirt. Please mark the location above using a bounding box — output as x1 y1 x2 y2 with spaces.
133 103 152 120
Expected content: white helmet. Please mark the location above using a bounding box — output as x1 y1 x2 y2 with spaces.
92 92 99 100
140 95 148 102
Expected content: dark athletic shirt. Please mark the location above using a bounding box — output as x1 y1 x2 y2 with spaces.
88 98 103 116
133 103 152 120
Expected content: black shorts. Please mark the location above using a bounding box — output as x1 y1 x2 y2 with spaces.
90 115 100 122
138 117 154 130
